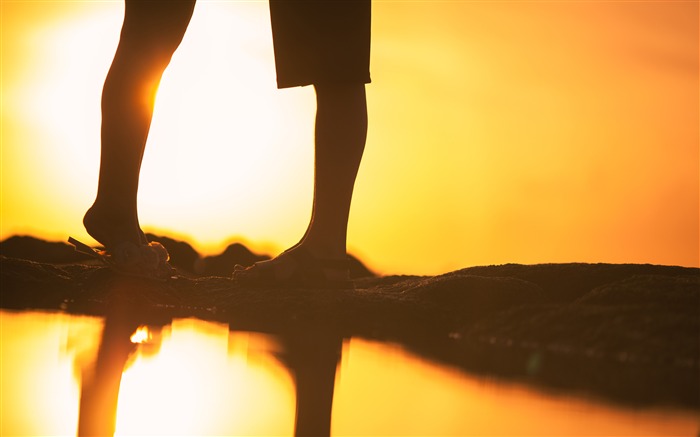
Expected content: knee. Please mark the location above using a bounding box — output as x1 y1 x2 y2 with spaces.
118 30 185 61
117 1 195 65
111 36 182 77
314 82 365 95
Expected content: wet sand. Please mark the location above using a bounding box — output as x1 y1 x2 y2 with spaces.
1 236 698 410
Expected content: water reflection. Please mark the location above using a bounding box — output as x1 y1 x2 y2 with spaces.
70 277 301 436
69 276 341 436
1 307 698 436
0 310 101 436
277 329 341 437
78 306 138 436
114 322 297 436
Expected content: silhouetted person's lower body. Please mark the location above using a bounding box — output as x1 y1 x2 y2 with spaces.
234 0 371 287
84 0 196 251
83 0 370 286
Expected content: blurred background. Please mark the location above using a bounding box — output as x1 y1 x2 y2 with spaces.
2 0 698 275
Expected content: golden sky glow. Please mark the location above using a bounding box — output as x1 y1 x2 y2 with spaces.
1 1 698 274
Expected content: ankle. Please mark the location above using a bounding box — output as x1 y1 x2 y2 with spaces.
295 240 347 261
83 204 144 249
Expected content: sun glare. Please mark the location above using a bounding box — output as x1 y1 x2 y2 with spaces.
115 319 295 436
1 1 121 239
0 311 103 437
2 1 698 273
137 2 317 250
129 326 151 344
2 0 317 257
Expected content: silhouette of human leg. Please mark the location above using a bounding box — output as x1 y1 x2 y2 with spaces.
234 83 367 284
299 83 368 259
84 0 196 251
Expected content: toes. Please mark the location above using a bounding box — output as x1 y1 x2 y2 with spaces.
233 264 246 273
232 263 256 279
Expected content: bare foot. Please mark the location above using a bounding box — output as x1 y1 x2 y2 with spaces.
233 244 350 286
83 204 147 251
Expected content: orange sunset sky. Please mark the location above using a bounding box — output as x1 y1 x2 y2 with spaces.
1 0 698 275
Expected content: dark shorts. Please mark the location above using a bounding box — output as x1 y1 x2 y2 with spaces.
269 0 371 88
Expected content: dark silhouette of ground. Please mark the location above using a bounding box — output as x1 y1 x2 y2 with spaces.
0 235 375 279
1 236 698 410
0 235 92 264
146 234 201 274
200 242 271 276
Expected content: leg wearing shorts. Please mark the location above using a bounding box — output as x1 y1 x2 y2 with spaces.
269 0 371 88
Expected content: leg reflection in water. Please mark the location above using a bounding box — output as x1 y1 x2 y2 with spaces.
77 310 139 436
76 277 167 437
75 277 342 436
276 329 343 437
78 318 342 437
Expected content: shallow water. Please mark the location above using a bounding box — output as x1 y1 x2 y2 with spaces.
1 310 697 436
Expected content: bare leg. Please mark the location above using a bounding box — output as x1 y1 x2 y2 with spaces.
84 0 196 251
299 83 367 259
235 83 367 282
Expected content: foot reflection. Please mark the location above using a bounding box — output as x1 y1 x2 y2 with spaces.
76 277 343 437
